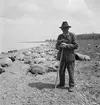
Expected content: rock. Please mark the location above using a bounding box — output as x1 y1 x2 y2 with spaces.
0 66 5 74
84 56 91 61
53 61 59 68
28 48 32 51
24 58 32 64
29 64 47 74
42 61 59 72
46 56 56 61
40 53 46 58
37 50 44 54
46 64 57 72
31 53 41 58
88 44 91 46
95 45 100 48
23 51 32 56
33 58 46 64
8 50 17 53
0 57 12 67
16 54 25 61
0 68 2 74
47 51 53 55
9 56 16 62
96 53 100 56
75 53 91 61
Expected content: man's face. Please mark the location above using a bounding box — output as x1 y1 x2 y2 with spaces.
61 27 69 33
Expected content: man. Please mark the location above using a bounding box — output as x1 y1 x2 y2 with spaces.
56 21 78 92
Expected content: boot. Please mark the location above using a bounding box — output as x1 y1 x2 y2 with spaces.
56 84 65 88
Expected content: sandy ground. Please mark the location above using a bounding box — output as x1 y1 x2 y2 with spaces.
0 43 100 105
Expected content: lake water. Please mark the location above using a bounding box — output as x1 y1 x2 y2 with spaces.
1 42 48 53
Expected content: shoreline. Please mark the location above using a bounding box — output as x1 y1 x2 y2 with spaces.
0 43 49 58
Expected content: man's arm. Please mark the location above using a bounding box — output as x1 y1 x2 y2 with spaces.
65 33 78 50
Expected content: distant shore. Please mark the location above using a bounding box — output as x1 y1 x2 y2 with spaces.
0 41 50 56
0 42 50 58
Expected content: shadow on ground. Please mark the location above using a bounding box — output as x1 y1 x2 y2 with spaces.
28 82 55 90
28 82 69 90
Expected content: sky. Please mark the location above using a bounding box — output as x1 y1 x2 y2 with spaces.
0 0 100 51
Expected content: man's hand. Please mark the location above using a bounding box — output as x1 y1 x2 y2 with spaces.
58 39 68 43
60 42 68 48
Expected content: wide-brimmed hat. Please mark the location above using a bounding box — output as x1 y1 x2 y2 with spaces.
59 21 71 28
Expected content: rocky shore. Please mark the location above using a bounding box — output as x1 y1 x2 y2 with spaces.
0 43 100 105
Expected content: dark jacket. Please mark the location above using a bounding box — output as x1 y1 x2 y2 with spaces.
56 32 78 62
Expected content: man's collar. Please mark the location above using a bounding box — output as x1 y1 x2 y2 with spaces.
62 31 69 36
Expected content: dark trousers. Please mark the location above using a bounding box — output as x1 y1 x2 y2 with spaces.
59 58 75 87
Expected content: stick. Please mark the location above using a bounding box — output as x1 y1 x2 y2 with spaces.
55 48 63 89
